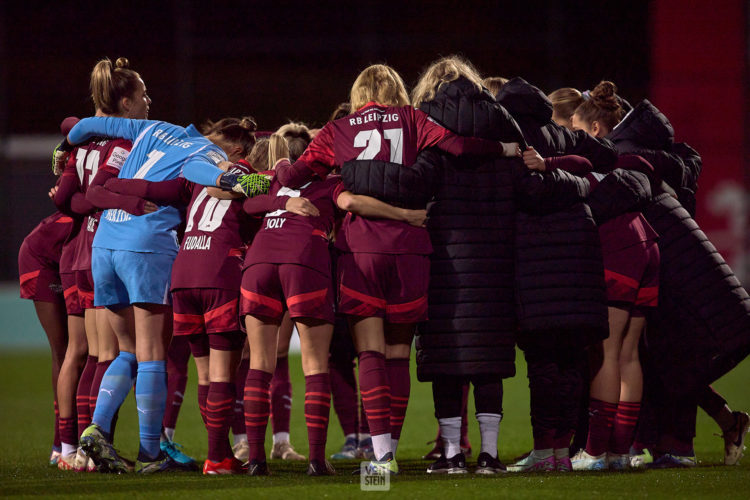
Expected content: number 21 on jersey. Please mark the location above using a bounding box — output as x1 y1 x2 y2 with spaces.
354 128 403 164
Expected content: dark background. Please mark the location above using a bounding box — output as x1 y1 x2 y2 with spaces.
2 0 741 282
1 1 650 134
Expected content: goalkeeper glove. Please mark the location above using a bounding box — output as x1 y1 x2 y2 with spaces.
219 172 271 197
52 138 74 176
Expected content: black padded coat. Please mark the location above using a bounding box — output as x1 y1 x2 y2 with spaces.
607 100 702 216
641 194 750 394
496 78 609 348
343 77 591 380
495 77 619 170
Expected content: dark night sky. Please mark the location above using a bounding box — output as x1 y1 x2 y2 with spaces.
1 0 651 135
0 0 652 280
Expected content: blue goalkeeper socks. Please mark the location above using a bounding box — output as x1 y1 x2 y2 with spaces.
135 360 167 461
92 351 137 436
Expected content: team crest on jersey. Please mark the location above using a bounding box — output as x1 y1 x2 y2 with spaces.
106 147 130 170
206 150 225 165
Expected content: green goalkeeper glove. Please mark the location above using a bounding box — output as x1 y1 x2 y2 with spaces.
219 172 271 197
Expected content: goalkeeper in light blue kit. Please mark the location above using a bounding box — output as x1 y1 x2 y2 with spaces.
55 116 268 473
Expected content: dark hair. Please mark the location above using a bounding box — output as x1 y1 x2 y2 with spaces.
202 116 258 158
574 81 624 133
329 102 351 122
90 57 142 115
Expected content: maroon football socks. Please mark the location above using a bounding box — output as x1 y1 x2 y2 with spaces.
586 398 617 456
197 384 209 425
271 356 292 436
358 351 391 437
205 382 236 462
90 359 112 415
244 369 273 462
329 356 358 437
386 358 410 442
610 400 641 455
76 355 97 436
232 358 250 437
304 373 331 463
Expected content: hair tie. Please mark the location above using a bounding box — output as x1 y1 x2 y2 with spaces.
582 90 591 101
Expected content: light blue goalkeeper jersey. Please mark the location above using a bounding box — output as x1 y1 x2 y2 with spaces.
67 117 228 254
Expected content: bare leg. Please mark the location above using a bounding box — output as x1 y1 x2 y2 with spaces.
194 355 210 386
57 314 88 419
34 300 68 404
107 306 135 354
589 306 629 404
350 316 385 355
245 315 281 373
619 315 646 403
34 300 68 451
384 322 414 360
133 304 172 362
277 311 293 358
297 319 334 376
84 309 98 358
210 348 241 383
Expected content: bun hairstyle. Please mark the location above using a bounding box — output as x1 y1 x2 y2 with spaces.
202 116 258 158
90 57 142 115
574 80 625 133
548 87 584 121
276 122 311 162
349 64 410 111
411 55 483 108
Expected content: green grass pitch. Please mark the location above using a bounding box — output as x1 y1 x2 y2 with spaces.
1 349 749 498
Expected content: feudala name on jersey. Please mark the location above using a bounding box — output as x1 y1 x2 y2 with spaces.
183 235 212 250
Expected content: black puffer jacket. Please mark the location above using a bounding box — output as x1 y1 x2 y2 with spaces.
641 194 750 393
495 77 619 170
343 78 590 379
607 100 702 216
587 168 654 225
419 79 594 379
496 78 609 346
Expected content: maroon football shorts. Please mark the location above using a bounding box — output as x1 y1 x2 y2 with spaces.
602 240 660 309
75 269 98 310
337 252 429 323
171 288 243 349
240 263 334 323
186 330 241 354
18 242 63 303
61 272 84 316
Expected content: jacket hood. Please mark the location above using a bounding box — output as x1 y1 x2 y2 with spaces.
418 76 525 144
495 77 553 125
608 100 674 150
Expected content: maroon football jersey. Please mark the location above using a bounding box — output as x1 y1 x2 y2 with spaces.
171 162 257 290
278 102 502 254
20 211 74 269
282 103 493 254
66 139 132 272
243 175 345 275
